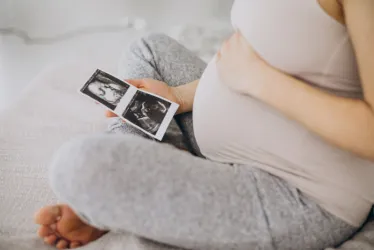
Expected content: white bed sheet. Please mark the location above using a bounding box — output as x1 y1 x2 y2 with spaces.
1 25 374 249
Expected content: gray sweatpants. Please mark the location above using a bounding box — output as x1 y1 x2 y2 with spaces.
49 34 357 250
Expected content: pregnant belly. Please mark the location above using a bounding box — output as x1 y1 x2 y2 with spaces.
192 60 374 185
194 60 303 164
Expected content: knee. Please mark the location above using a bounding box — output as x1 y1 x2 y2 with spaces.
128 32 177 56
142 33 176 44
48 135 119 200
48 134 151 201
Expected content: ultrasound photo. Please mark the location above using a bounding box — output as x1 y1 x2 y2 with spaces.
80 70 179 140
122 91 172 135
80 70 130 110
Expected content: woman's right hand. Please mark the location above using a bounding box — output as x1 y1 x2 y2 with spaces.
105 78 180 118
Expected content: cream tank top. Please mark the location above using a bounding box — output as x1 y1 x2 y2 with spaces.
193 0 374 227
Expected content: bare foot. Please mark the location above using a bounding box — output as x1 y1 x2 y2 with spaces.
35 205 107 249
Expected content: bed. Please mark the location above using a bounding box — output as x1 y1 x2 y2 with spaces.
1 25 373 250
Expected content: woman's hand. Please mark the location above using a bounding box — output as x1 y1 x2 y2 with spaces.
105 79 180 118
216 31 268 96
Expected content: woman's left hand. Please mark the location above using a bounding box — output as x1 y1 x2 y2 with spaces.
216 31 267 96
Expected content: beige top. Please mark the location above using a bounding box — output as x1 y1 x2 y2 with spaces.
193 0 374 227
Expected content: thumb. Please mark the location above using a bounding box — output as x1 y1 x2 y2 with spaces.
105 110 118 118
125 79 144 88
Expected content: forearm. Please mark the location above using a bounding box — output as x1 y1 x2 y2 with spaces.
172 79 199 114
254 65 374 160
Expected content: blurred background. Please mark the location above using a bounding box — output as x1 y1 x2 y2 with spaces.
0 0 234 110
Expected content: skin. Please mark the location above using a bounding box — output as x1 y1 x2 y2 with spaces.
35 1 374 248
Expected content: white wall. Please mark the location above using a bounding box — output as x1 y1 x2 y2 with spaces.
2 0 233 34
0 0 233 110
0 36 7 104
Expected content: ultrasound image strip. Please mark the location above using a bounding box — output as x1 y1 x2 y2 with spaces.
80 70 179 141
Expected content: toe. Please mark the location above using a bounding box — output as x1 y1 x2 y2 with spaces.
44 235 58 245
38 225 53 237
35 205 62 225
70 241 82 249
56 239 69 249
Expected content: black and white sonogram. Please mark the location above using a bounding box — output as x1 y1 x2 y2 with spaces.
80 69 130 110
122 91 175 137
79 70 179 141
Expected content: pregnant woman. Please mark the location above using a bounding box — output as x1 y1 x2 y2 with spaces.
35 0 374 249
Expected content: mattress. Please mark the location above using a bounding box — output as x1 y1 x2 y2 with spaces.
1 25 373 250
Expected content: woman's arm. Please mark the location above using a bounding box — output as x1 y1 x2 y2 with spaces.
254 61 374 160
257 0 374 160
217 0 374 160
172 79 199 114
105 79 199 118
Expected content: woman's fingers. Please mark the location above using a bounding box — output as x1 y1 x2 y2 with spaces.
216 50 222 62
125 79 144 88
105 110 125 123
105 110 118 117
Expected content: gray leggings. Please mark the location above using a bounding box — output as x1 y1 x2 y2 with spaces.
49 34 357 250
